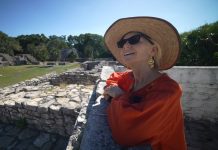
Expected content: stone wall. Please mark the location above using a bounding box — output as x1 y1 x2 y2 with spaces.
165 66 218 122
0 68 98 137
50 70 99 85
80 60 120 71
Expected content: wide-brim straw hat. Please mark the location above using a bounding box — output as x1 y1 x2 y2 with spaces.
104 16 181 70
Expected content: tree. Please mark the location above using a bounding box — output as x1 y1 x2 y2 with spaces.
177 21 218 66
0 31 22 55
47 36 69 61
16 34 48 54
67 33 112 58
27 43 48 61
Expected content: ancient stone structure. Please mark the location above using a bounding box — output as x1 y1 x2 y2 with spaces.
0 53 15 66
0 123 69 149
0 68 98 138
14 54 39 65
0 62 218 149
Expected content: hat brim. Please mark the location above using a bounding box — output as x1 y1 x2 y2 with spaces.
104 16 181 70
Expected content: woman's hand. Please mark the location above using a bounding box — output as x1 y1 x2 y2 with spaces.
103 85 124 98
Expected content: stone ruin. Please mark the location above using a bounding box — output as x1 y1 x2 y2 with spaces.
0 53 39 66
0 60 120 149
0 61 218 150
0 53 15 66
14 54 39 65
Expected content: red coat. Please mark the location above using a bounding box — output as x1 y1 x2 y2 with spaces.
106 71 187 150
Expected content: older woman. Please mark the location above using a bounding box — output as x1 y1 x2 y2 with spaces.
103 17 187 150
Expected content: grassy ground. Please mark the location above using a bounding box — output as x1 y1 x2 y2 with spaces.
0 63 80 88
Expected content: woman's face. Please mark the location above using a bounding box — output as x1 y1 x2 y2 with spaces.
119 32 155 67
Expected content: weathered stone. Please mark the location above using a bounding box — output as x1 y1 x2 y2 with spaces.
15 97 28 108
65 124 74 135
18 128 39 140
96 81 106 95
10 112 20 120
81 88 93 93
0 101 5 108
4 100 15 107
33 133 50 148
9 92 25 99
41 141 53 150
20 86 33 92
49 104 61 112
77 115 86 123
27 145 39 150
56 97 70 105
42 119 55 125
41 114 53 120
70 88 79 92
5 126 21 136
53 137 68 150
15 138 34 149
100 66 115 81
1 88 15 96
55 118 64 126
38 100 55 113
0 136 15 148
56 91 67 97
24 100 38 111
24 91 40 98
61 101 80 115
64 115 76 124
69 95 81 102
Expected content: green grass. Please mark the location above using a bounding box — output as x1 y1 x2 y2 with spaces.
0 63 80 88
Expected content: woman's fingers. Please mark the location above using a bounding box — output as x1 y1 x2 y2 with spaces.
104 85 124 98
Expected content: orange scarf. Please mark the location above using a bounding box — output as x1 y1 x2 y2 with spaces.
106 71 187 150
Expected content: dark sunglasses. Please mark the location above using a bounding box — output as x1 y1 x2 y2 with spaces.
117 33 154 48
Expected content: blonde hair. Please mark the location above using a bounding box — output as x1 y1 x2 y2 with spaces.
151 40 162 69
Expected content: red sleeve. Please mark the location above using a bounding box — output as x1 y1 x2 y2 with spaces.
106 72 124 87
105 71 134 92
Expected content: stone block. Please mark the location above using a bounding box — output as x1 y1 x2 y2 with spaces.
33 133 50 148
61 105 78 116
49 104 62 115
24 100 38 111
4 100 15 107
54 118 64 125
100 66 115 81
38 100 55 113
56 98 70 105
15 97 27 108
64 115 76 124
41 114 52 120
96 81 106 95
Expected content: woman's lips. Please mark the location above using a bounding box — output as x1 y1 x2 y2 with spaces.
124 52 135 56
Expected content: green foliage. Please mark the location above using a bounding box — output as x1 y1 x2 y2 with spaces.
178 21 218 66
47 36 69 61
31 43 49 61
67 33 112 58
0 31 112 61
0 31 22 55
16 34 48 54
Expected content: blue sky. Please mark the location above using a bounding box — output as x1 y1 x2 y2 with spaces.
0 0 217 37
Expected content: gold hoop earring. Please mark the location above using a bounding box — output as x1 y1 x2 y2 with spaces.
147 57 154 69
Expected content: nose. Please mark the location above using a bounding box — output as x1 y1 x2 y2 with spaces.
123 42 132 50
